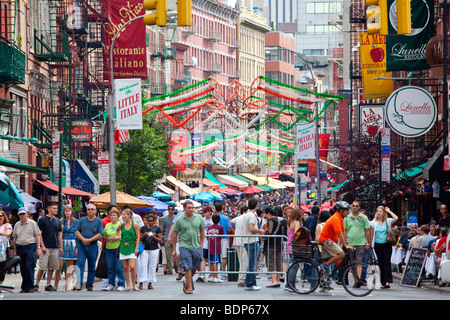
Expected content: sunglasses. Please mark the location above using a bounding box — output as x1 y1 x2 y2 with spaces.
87 208 95 210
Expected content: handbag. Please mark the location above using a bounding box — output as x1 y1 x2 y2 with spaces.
385 224 397 246
95 245 109 279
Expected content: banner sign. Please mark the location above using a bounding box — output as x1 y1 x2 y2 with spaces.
296 122 316 160
115 78 142 130
52 131 62 179
359 33 395 99
385 86 437 137
385 0 434 71
360 105 385 135
104 0 147 80
168 134 188 171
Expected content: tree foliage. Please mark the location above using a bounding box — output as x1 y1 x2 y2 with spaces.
115 119 170 196
338 132 423 205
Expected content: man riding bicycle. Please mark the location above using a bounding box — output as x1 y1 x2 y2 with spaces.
318 201 354 275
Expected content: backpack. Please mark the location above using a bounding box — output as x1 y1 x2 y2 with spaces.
0 236 8 262
292 226 311 246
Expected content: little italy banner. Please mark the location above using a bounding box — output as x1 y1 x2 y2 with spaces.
115 78 143 130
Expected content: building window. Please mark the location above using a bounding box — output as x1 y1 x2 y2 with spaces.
305 25 339 35
303 49 325 55
306 2 342 14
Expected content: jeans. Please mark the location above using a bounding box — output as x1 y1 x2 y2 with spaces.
244 241 260 288
76 242 99 288
16 243 37 291
106 248 125 287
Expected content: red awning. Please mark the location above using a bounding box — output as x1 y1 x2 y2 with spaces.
36 179 94 197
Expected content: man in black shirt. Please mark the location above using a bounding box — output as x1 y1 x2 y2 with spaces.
438 204 450 228
34 203 62 291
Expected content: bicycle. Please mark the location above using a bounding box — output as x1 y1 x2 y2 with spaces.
287 241 377 297
0 256 20 294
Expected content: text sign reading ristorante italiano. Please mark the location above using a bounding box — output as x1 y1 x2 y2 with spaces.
115 78 142 130
385 86 437 137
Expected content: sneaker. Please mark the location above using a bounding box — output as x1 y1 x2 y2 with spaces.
208 276 215 282
101 285 108 291
244 285 261 291
105 284 115 291
221 274 228 281
74 283 82 291
45 285 56 291
196 276 205 282
117 286 125 292
212 277 223 283
318 263 329 275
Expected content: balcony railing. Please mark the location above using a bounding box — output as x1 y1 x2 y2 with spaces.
0 36 26 85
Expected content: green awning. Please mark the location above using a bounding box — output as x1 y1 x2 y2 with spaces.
205 171 227 188
395 162 428 180
256 184 276 191
0 157 52 176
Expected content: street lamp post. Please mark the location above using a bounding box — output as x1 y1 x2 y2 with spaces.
293 51 321 206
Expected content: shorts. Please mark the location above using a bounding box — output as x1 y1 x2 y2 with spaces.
119 253 137 260
38 248 60 270
320 239 343 259
208 254 222 264
179 247 202 271
350 245 366 263
221 238 229 257
203 248 209 260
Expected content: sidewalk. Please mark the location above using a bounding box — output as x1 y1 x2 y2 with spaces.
392 272 450 294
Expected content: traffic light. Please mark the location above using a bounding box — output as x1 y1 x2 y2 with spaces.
143 0 167 26
365 0 411 35
396 0 412 34
177 0 192 26
365 0 388 35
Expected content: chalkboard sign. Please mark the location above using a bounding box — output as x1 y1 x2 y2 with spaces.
400 247 427 287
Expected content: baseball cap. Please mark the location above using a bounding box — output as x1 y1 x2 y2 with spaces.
18 207 28 215
202 205 212 212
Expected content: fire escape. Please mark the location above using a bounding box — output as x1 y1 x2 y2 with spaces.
32 0 108 170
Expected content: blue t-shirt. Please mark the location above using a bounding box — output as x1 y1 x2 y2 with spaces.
75 216 103 245
374 220 388 244
218 213 232 240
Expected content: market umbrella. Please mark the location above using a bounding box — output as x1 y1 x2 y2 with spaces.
0 172 23 209
152 191 173 202
135 196 169 214
89 191 153 210
178 199 202 208
242 186 265 194
190 192 221 202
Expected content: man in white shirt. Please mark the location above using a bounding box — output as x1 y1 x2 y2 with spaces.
232 212 248 287
241 198 265 291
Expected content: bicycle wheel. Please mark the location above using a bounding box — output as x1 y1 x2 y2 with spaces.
286 260 320 294
341 262 377 297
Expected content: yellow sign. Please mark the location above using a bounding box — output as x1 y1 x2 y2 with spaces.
359 33 394 100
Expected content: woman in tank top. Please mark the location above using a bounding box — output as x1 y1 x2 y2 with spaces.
117 208 140 291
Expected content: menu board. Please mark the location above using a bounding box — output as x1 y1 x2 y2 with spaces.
400 247 427 287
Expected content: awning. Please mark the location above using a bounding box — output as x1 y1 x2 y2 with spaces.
0 157 51 175
239 173 267 185
36 179 94 197
204 171 227 188
166 175 197 196
423 145 444 181
229 174 252 184
280 181 296 187
395 162 428 180
203 178 220 189
256 184 276 191
70 160 99 195
216 175 248 189
157 184 175 195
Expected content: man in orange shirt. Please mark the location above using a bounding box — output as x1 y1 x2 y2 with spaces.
318 201 353 274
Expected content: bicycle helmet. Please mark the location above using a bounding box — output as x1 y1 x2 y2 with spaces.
334 201 351 211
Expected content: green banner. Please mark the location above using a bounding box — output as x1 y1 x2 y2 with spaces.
385 0 434 71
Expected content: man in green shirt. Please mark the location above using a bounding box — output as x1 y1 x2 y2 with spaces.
344 200 371 286
172 201 205 294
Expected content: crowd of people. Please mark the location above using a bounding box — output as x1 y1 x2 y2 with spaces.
0 191 449 294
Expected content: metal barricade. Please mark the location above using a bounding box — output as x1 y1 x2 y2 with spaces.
200 234 288 279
